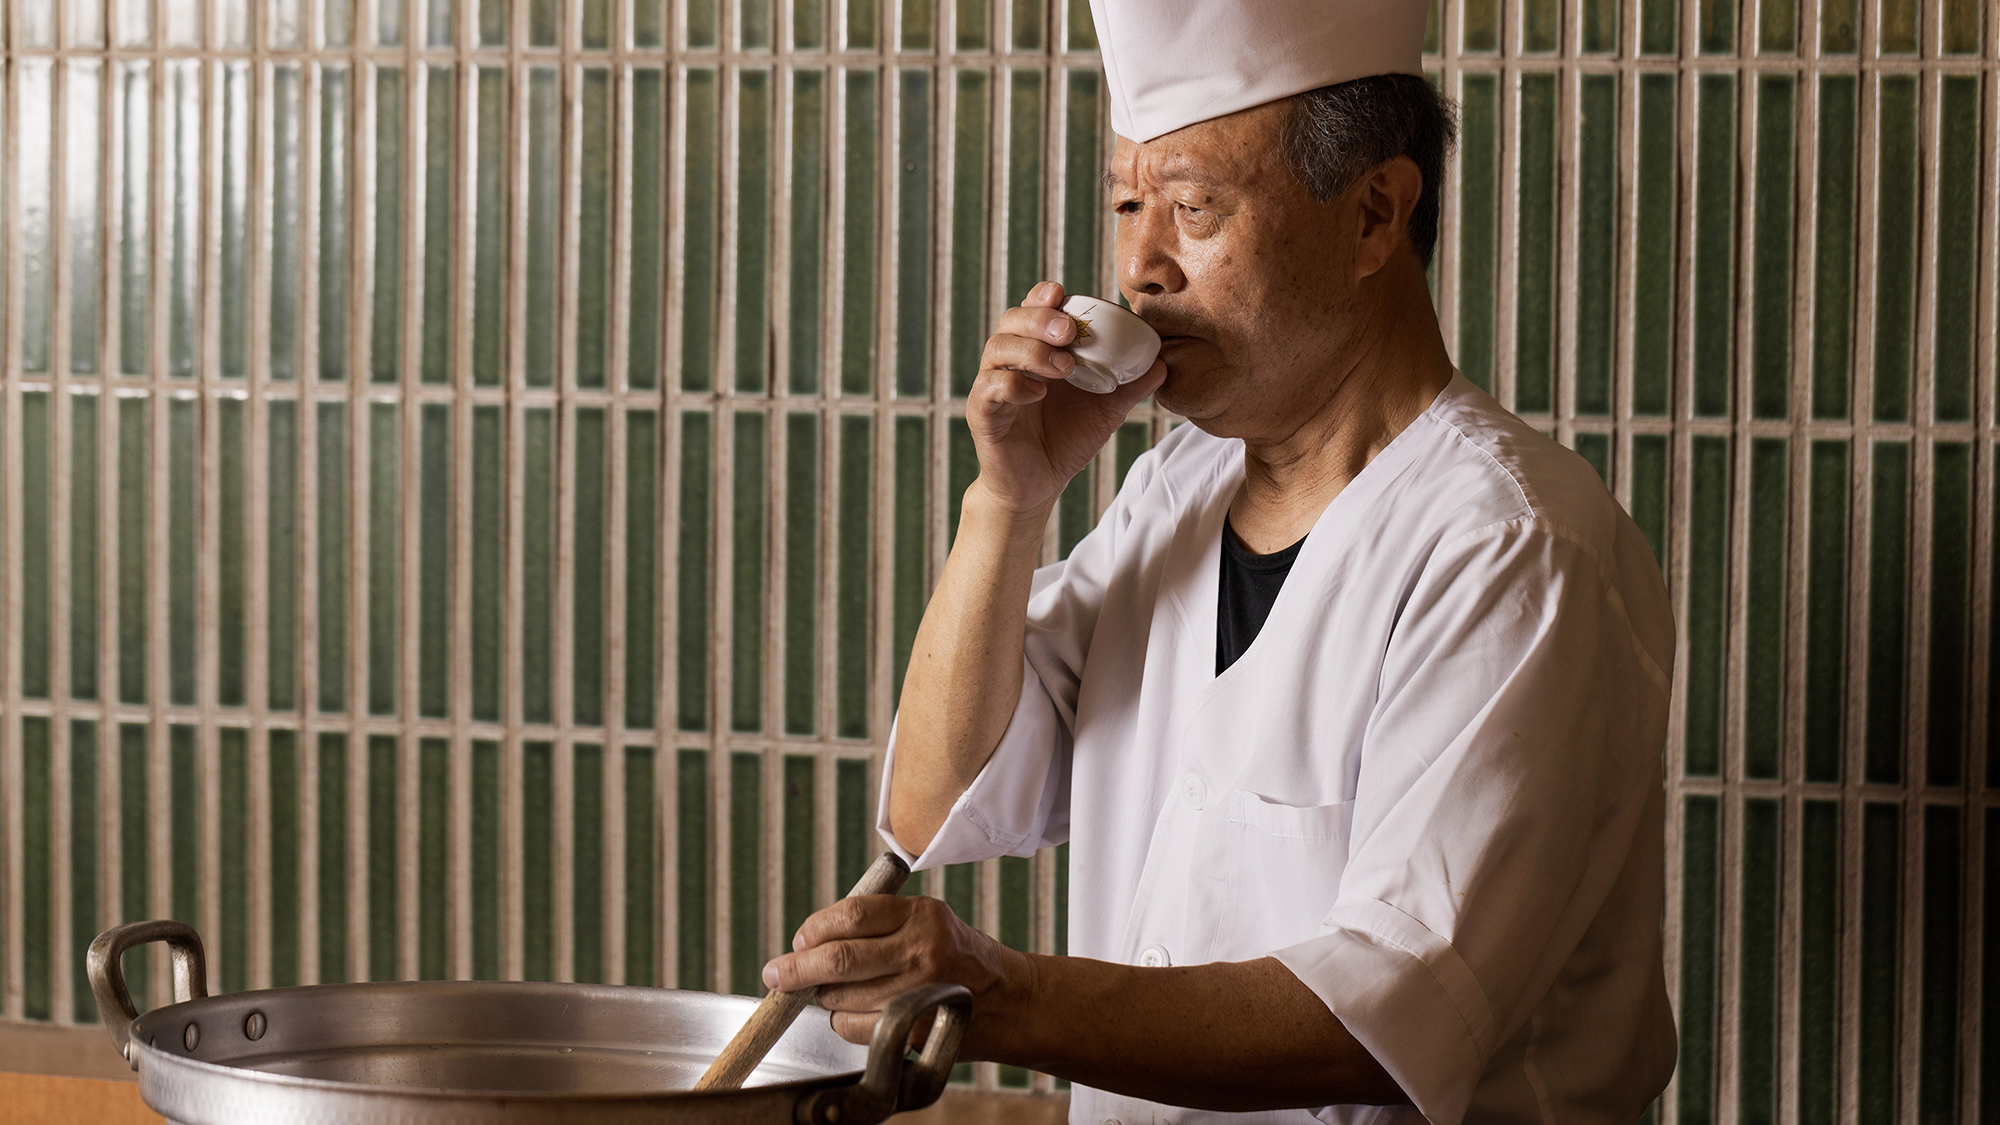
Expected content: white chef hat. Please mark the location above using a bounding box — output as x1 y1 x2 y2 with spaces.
1089 0 1428 143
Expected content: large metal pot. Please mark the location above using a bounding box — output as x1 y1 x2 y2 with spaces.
88 920 971 1125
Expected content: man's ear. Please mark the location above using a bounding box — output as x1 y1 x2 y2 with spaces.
1352 155 1423 280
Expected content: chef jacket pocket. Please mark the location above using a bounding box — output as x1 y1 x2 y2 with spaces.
1212 793 1356 961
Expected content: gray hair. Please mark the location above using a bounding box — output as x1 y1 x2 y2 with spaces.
1281 74 1460 268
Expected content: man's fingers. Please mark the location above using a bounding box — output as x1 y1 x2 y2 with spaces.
1020 279 1066 309
814 974 929 1015
764 936 903 992
792 894 912 951
994 303 1077 346
981 333 1075 381
973 370 1053 413
828 1010 876 1046
823 1008 935 1049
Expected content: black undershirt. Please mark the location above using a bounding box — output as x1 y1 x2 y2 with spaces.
1215 516 1308 675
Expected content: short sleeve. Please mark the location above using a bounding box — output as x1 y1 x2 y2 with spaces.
1271 519 1673 1125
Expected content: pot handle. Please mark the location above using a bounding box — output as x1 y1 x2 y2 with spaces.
795 982 973 1125
87 920 209 1066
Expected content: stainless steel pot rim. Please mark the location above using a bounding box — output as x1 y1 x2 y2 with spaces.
126 981 865 1102
128 1043 857 1103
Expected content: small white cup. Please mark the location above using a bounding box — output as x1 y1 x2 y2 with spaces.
1061 295 1160 394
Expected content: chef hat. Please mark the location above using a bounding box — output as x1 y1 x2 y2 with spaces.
1089 0 1428 143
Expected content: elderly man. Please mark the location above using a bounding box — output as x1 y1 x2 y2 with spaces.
761 3 1678 1121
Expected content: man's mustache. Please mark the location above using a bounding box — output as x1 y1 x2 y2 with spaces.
1130 307 1215 340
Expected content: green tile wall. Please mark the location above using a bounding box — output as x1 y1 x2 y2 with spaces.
1456 73 1497 393
1691 75 1735 418
1811 76 1857 420
1680 794 1719 1124
3 3 1995 1106
1743 439 1785 779
419 739 449 980
1749 76 1793 420
1866 443 1909 784
1871 77 1919 424
270 731 299 987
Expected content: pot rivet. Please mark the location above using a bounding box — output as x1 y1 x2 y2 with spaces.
183 1023 201 1052
244 1011 267 1041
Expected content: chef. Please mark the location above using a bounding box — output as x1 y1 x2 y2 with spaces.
761 1 1679 1121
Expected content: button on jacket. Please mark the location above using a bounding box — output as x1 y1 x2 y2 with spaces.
879 374 1678 1125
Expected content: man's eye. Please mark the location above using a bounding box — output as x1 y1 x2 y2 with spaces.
1114 200 1141 214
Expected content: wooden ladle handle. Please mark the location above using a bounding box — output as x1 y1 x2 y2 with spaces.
692 852 912 1091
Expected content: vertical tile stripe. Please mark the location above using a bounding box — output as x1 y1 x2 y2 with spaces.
1749 76 1793 420
735 71 774 394
1864 443 1908 785
523 742 554 982
892 417 928 701
1679 795 1720 1125
1738 798 1778 1125
576 410 609 727
1691 75 1736 419
318 734 348 984
731 414 766 733
268 401 298 711
574 744 604 983
1573 75 1616 416
269 732 300 988
1926 444 1970 788
1918 806 1960 1122
470 741 501 980
524 71 559 390
1870 77 1918 424
1798 800 1838 1125
626 411 660 730
1743 439 1785 779
895 70 934 399
367 736 398 981
624 747 657 986
1804 441 1848 782
784 416 819 736
218 730 248 993
676 748 710 989
116 399 147 705
728 751 762 995
1931 79 1978 423
1513 73 1557 414
948 71 990 399
418 740 448 980
69 723 98 1022
23 719 52 1020
1455 74 1497 394
317 403 349 712
1633 76 1677 415
1685 437 1730 776
1859 803 1900 1125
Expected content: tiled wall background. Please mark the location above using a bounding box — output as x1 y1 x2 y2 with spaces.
0 0 1994 1116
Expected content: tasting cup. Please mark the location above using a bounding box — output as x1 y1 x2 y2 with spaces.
1061 295 1161 394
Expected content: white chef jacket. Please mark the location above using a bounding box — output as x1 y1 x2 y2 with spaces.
878 374 1678 1125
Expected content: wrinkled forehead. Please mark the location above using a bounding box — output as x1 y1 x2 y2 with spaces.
1102 102 1292 194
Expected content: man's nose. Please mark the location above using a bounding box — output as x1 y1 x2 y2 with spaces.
1117 207 1185 297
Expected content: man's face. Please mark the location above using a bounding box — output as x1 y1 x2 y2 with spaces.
1107 101 1363 435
